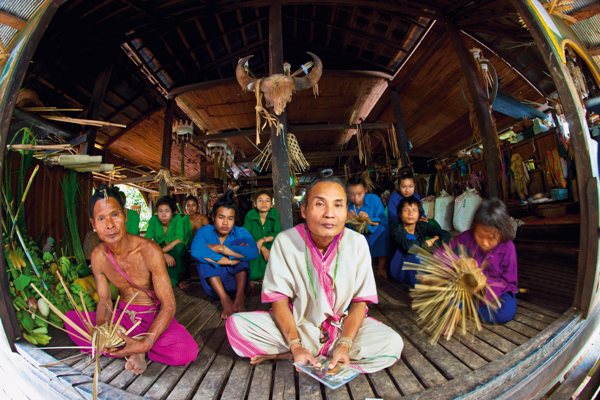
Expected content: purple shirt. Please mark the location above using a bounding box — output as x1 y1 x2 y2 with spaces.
451 230 518 298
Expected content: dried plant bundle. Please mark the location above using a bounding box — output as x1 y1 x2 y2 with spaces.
403 244 501 344
30 271 142 400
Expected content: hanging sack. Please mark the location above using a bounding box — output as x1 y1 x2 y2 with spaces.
453 188 483 233
435 190 455 231
422 196 436 220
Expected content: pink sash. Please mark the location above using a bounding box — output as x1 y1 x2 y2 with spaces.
105 246 160 307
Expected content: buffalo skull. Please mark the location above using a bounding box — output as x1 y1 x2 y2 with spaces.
236 52 323 116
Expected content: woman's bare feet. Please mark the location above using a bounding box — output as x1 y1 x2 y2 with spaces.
232 297 246 313
124 353 147 375
376 267 388 280
220 297 235 319
250 352 292 365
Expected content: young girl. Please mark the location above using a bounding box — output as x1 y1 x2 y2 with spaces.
388 168 425 225
451 198 518 324
243 190 281 282
346 175 389 278
390 196 450 286
145 196 192 288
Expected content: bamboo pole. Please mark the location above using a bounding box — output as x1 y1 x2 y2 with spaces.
41 115 127 128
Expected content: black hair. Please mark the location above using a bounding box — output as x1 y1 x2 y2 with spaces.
346 174 368 189
398 167 415 183
156 195 177 213
114 187 127 205
185 195 199 205
472 198 514 241
89 184 125 218
212 190 238 217
302 176 346 205
397 195 421 221
253 189 273 202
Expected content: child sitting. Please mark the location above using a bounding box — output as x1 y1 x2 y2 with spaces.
388 168 425 225
390 196 450 286
243 190 281 283
450 198 518 324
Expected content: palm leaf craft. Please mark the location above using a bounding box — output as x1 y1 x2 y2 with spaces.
25 271 146 400
403 244 501 344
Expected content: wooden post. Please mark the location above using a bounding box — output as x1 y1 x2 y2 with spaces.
81 62 113 155
160 99 175 196
511 0 598 314
268 4 293 229
0 0 61 349
390 88 410 167
447 25 503 199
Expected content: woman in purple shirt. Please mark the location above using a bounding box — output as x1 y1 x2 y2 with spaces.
451 198 518 324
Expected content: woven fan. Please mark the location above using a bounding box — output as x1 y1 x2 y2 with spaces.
403 244 501 344
253 133 309 174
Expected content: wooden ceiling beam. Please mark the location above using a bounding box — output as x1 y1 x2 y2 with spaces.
588 46 600 57
236 10 248 47
215 0 443 20
198 122 392 141
570 3 600 21
286 14 404 51
215 13 232 55
0 10 26 30
325 6 336 46
176 26 202 70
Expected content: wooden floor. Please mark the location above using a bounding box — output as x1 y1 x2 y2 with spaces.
39 278 562 400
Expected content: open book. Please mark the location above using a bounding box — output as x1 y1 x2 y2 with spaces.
294 356 361 390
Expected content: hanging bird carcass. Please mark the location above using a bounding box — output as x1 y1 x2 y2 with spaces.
236 52 323 116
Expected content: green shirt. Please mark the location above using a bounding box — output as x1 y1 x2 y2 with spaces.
145 213 192 287
243 208 282 280
125 209 140 235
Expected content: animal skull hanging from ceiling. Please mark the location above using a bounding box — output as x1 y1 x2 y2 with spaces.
236 52 323 144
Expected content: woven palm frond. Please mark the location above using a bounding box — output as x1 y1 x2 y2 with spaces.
403 244 501 344
252 133 309 173
346 211 379 235
30 272 143 400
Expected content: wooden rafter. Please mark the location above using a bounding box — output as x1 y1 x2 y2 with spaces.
589 46 600 57
0 10 27 30
570 3 600 21
176 26 201 70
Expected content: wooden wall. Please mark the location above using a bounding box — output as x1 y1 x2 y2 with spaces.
5 157 92 250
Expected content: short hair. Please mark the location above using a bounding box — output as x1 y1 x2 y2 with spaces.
472 198 514 241
185 195 198 205
397 195 421 220
253 189 273 201
212 190 237 217
115 187 127 205
156 196 176 213
302 176 346 205
89 185 124 218
346 174 368 189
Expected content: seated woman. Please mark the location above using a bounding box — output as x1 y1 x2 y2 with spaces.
346 175 389 279
450 198 518 324
191 192 258 319
243 190 281 283
225 177 402 374
185 195 210 234
390 196 450 287
145 196 192 288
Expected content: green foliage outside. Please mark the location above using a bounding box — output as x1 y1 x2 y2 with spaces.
116 185 151 231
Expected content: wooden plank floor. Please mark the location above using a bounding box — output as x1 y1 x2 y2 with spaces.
40 280 561 399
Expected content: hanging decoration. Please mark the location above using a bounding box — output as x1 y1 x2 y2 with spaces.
253 133 309 174
172 119 194 144
236 52 323 144
355 122 372 167
207 141 234 182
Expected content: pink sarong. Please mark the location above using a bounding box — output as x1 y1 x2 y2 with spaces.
65 301 198 366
